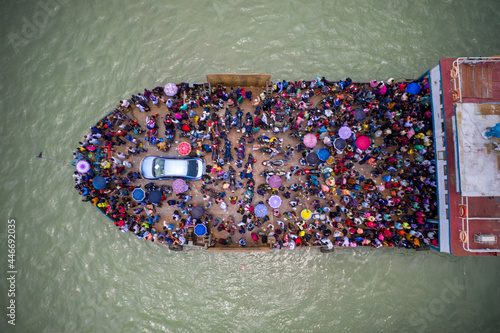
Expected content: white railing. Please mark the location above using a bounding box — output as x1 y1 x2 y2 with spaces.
460 196 500 253
451 56 500 103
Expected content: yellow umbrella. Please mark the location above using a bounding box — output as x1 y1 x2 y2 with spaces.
301 209 312 220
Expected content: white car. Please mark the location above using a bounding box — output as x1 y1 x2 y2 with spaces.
140 156 205 180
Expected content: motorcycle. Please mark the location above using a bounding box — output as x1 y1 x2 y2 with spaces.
223 139 233 162
225 109 232 130
259 147 273 154
262 159 288 167
228 166 236 191
211 140 220 162
296 168 321 175
260 169 286 178
236 108 243 132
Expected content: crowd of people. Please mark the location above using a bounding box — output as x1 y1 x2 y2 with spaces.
72 75 439 251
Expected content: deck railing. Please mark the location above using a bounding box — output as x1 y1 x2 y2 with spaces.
451 56 500 103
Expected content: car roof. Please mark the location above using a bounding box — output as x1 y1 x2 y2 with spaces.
161 159 188 176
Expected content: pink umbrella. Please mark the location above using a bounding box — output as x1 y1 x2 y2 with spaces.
178 142 191 156
267 175 282 189
356 136 371 150
172 179 187 193
338 126 352 140
164 83 178 97
268 195 282 208
379 84 387 95
303 133 317 148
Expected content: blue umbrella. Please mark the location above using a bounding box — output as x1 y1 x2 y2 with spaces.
194 224 207 236
148 190 162 204
353 108 366 122
316 148 330 162
92 176 106 190
306 152 319 165
132 188 146 201
334 138 347 150
191 205 205 219
407 82 421 95
255 203 268 218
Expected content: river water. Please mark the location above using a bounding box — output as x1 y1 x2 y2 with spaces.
1 0 500 332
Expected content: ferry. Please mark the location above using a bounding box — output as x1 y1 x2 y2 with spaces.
71 57 500 255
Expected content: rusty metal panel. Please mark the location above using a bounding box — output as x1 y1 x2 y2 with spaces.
206 73 271 87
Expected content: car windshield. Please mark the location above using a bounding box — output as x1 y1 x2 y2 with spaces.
187 160 198 177
153 158 165 177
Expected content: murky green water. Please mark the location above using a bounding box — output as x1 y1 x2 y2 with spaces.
1 0 500 332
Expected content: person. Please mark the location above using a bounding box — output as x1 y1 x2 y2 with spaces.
239 238 246 247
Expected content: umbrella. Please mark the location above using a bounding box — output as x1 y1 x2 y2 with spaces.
356 136 371 150
316 148 330 162
76 160 91 174
148 190 162 204
338 126 352 139
353 109 366 122
92 176 106 190
178 142 191 156
244 190 254 199
333 138 347 150
326 178 336 186
303 133 317 148
194 224 207 236
164 83 178 97
267 175 282 189
268 195 282 208
323 167 333 177
407 82 421 95
301 209 312 220
132 188 146 201
191 205 205 219
172 179 187 193
306 152 319 165
254 204 268 218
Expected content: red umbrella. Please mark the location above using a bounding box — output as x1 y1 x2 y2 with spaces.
178 142 191 156
356 136 371 150
303 133 317 148
267 175 282 189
